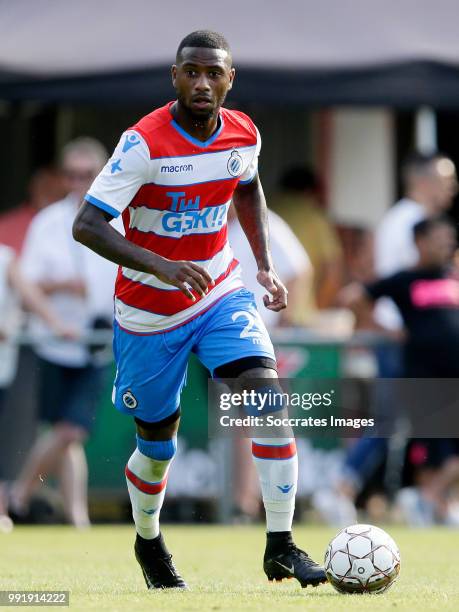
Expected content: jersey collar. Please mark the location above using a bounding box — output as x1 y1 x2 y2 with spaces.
169 103 224 148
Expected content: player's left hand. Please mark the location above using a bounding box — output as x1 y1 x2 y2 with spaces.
256 269 288 312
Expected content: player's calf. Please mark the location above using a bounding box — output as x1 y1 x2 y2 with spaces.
232 368 326 589
125 436 176 540
126 417 186 589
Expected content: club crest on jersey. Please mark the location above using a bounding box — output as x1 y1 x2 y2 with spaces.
227 150 243 177
122 390 138 410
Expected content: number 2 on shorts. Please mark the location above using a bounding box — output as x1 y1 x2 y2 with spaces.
232 310 261 339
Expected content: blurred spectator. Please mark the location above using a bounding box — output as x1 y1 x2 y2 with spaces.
8 137 119 528
227 204 311 520
366 217 459 377
270 166 343 311
332 216 459 526
374 152 457 332
0 167 66 255
320 153 459 527
338 226 375 285
0 243 75 532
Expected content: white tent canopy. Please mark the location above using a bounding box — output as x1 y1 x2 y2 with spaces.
1 0 459 105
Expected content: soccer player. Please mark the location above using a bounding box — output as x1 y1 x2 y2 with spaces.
73 30 326 590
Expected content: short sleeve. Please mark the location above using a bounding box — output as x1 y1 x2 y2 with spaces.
85 130 150 218
374 205 424 276
20 215 48 282
239 126 261 184
0 244 15 271
365 275 399 301
0 245 15 302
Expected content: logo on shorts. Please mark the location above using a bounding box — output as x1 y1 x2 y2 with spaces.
227 150 243 177
122 390 138 410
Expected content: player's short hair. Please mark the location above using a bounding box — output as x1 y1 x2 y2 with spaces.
60 137 108 169
413 215 454 240
279 166 319 193
176 30 231 63
401 151 450 186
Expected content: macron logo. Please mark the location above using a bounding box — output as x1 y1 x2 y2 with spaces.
161 164 193 173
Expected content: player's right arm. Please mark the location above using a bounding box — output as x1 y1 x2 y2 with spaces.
72 131 212 301
73 204 212 300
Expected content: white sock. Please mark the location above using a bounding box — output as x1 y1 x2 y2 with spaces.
252 437 298 532
125 448 172 539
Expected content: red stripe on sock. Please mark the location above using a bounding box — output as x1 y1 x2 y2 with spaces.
125 465 168 494
251 441 297 459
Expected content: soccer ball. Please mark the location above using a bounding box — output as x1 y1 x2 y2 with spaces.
324 524 400 594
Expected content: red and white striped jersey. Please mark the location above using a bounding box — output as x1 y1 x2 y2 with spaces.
86 101 261 333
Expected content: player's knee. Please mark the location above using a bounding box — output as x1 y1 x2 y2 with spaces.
136 434 177 461
134 410 180 442
237 367 285 415
215 357 277 380
237 366 278 381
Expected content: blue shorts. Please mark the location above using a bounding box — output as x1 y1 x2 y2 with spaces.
112 287 276 423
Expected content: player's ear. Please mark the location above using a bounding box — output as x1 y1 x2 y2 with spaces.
228 67 236 91
171 65 177 87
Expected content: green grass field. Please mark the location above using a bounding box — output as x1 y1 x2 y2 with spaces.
1 525 458 611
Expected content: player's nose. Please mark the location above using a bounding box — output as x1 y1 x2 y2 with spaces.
194 73 211 91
